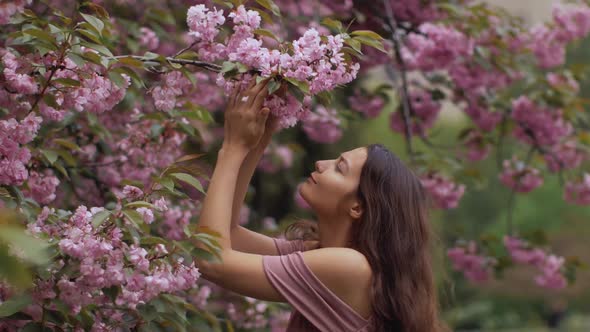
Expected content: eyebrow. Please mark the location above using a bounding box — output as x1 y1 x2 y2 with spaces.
339 154 350 174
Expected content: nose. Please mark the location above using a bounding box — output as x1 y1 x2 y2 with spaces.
315 160 325 172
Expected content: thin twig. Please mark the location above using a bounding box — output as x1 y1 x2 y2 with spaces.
113 55 222 72
380 0 415 159
506 145 536 235
173 40 200 58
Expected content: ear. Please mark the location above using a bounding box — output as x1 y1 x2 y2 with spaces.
349 201 363 220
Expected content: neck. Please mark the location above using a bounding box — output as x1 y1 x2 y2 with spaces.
316 214 354 249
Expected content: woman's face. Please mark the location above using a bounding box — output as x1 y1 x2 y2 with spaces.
299 147 368 219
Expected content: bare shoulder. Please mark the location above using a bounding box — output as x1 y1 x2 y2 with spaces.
301 247 372 294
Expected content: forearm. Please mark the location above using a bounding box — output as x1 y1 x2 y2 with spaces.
198 145 248 250
230 137 270 229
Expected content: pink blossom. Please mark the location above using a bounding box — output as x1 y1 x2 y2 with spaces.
136 207 154 224
564 173 590 206
390 89 441 136
0 0 31 25
258 144 294 173
447 242 494 283
504 236 546 267
462 131 490 162
420 173 465 209
511 96 572 147
499 157 544 193
534 255 568 290
544 140 584 173
464 103 502 132
402 23 473 71
348 90 385 118
139 27 159 50
186 4 225 42
153 197 169 212
25 170 60 204
122 185 144 200
302 106 342 144
547 72 579 93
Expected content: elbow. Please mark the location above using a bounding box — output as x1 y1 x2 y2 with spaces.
195 249 232 283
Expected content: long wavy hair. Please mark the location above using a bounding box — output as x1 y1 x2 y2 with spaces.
285 143 446 332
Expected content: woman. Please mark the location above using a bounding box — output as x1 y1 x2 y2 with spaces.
196 78 446 332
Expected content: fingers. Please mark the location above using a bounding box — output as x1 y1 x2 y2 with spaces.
229 83 241 110
251 81 270 109
257 107 270 126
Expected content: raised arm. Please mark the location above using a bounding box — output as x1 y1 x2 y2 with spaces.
229 131 282 255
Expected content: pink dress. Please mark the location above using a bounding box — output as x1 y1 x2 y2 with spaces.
262 238 374 332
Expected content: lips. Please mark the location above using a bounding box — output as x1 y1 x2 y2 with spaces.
309 174 317 184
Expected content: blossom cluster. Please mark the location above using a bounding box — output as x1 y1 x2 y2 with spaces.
447 241 495 283
258 144 294 173
564 173 590 206
402 23 474 71
499 157 544 193
0 113 42 186
511 96 573 147
24 205 201 319
302 106 343 144
504 236 567 289
185 4 359 128
390 89 441 137
0 0 32 25
528 3 590 68
420 172 466 209
348 90 385 119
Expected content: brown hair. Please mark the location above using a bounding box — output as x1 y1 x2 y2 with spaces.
285 143 446 332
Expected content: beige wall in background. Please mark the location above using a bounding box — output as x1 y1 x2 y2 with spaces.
483 0 555 24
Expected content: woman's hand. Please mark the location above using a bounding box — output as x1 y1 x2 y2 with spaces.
223 78 271 152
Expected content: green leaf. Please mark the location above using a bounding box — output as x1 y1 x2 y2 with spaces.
113 66 145 89
80 13 105 35
267 79 280 95
150 124 164 138
77 26 102 44
345 38 363 54
22 29 57 46
284 77 310 94
91 210 111 228
55 149 76 166
178 122 196 137
40 149 58 165
170 173 205 194
78 51 103 66
256 0 281 16
117 56 144 68
159 177 175 192
80 41 113 57
350 30 384 40
107 71 128 88
53 138 80 151
0 248 32 289
122 209 145 228
124 201 155 209
0 293 32 317
354 36 385 52
0 227 51 265
321 18 343 31
220 61 237 74
254 28 280 41
42 93 59 109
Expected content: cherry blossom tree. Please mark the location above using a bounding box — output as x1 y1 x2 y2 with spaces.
1 0 589 330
